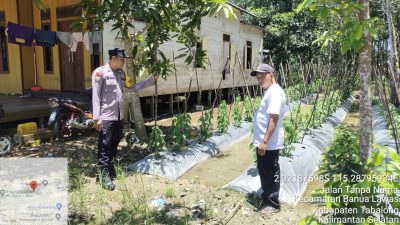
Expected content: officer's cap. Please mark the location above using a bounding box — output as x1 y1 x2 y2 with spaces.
108 48 130 58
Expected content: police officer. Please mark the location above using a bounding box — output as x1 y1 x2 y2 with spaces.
92 48 156 190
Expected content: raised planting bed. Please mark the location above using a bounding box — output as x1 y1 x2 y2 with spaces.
127 97 312 181
223 96 355 205
372 105 399 151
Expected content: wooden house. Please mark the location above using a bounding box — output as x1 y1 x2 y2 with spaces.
0 0 263 115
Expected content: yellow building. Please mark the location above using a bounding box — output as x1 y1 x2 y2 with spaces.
0 0 100 94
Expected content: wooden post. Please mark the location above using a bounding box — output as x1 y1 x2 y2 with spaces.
183 97 187 113
150 96 155 119
169 94 174 115
197 91 201 106
208 90 212 107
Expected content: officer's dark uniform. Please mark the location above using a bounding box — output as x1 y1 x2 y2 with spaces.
92 48 155 189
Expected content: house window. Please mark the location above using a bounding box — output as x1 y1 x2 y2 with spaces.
0 11 9 73
42 23 53 73
246 41 252 69
222 34 230 67
91 43 100 71
41 9 53 73
56 5 80 19
223 34 230 42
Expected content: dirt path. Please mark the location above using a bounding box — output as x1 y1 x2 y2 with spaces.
180 135 254 187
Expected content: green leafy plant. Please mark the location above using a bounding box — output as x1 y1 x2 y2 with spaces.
254 96 262 110
283 104 302 146
244 96 253 122
199 110 213 142
320 126 363 177
170 113 191 151
300 126 400 224
148 125 166 158
217 100 229 133
232 95 242 127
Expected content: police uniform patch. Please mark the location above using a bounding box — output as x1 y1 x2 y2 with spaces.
95 71 102 81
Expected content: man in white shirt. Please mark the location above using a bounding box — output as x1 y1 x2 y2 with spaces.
251 63 286 211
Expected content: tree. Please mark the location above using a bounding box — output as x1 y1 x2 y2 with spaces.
231 0 323 65
76 0 235 139
358 0 373 162
297 0 376 161
384 0 400 107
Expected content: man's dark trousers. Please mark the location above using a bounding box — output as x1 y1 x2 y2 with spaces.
257 149 280 209
98 120 123 174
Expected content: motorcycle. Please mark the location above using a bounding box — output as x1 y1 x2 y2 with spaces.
47 89 142 145
0 104 13 156
47 91 94 139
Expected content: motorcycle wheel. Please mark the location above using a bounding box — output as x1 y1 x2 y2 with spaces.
53 114 70 140
0 136 12 156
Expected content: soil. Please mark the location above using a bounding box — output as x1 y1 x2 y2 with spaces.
2 97 355 224
181 135 254 187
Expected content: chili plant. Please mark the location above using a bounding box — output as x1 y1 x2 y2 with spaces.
301 127 400 224
170 113 191 151
232 95 242 127
199 110 213 142
282 104 302 156
217 100 229 133
244 96 253 122
254 96 262 110
148 125 166 158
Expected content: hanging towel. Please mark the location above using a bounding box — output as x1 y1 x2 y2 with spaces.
35 29 58 47
83 31 102 54
56 31 72 48
70 32 84 52
6 22 34 46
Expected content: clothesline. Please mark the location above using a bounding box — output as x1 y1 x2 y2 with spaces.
6 21 102 55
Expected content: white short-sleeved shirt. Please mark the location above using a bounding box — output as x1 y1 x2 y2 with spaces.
253 83 286 150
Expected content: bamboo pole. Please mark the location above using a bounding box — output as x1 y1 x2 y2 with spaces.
172 51 180 114
222 199 244 225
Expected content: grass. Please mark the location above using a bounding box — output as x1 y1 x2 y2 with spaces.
165 186 176 198
71 168 251 224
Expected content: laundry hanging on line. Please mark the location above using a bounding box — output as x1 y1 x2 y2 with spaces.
83 31 103 55
6 22 102 55
56 31 71 48
35 29 58 47
6 22 35 46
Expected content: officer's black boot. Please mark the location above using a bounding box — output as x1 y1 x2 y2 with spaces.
99 168 116 191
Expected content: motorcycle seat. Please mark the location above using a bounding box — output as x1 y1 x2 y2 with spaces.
63 99 86 107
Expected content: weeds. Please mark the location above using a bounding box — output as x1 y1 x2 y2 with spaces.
165 186 176 198
69 168 93 223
